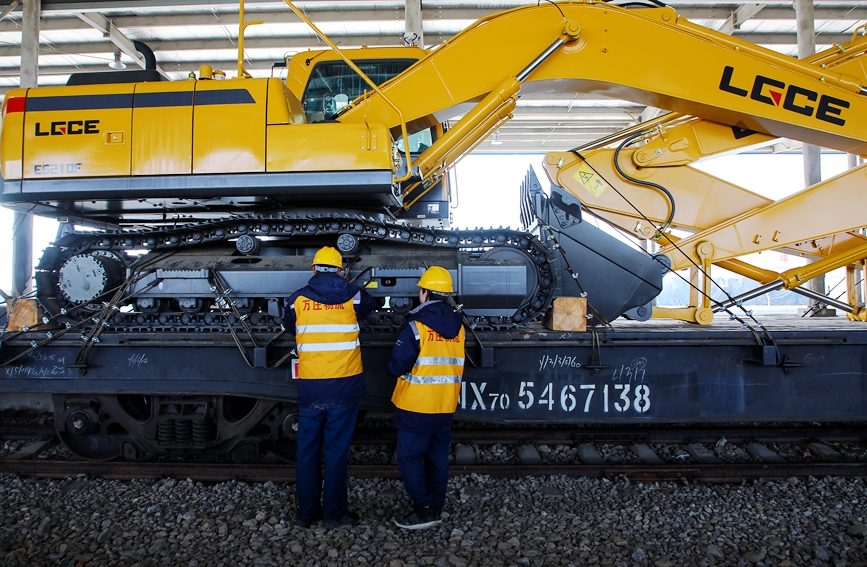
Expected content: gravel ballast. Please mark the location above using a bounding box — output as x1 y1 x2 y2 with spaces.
3 473 867 566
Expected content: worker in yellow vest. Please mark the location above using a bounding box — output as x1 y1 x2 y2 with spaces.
285 246 376 529
388 266 465 530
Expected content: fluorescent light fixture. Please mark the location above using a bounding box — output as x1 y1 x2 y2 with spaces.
109 51 126 70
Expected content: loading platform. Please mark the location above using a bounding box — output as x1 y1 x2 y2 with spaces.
1 315 864 424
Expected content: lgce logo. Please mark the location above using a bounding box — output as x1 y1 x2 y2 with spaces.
719 66 849 126
35 120 100 136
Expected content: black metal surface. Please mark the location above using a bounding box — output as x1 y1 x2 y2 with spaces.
453 329 865 423
353 424 867 445
3 317 867 425
0 171 399 219
520 169 666 324
545 185 668 324
66 70 164 86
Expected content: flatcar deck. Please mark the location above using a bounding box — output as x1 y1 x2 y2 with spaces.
2 314 866 425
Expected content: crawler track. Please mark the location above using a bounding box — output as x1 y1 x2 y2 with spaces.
32 213 557 333
3 423 867 483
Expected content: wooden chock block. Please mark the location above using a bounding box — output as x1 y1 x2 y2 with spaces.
542 296 587 332
6 298 49 331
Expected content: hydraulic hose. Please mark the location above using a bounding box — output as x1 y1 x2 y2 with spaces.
612 131 676 234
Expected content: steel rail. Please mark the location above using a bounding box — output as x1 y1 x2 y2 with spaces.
4 423 867 445
0 423 54 439
4 422 867 483
2 459 867 484
360 424 867 445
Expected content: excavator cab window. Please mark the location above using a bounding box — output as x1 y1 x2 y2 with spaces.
396 127 433 154
302 59 416 122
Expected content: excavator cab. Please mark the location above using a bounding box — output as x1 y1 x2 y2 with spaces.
285 47 451 226
299 56 419 122
285 47 425 121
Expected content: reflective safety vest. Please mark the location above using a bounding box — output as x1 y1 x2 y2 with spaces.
392 321 465 414
293 292 363 379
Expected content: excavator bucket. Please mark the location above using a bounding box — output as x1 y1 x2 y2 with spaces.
521 168 668 323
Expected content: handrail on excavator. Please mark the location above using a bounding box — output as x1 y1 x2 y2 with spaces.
236 0 262 79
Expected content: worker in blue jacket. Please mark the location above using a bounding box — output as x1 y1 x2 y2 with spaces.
285 246 376 529
387 266 465 530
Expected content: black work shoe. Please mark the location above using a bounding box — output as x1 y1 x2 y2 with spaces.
295 512 323 529
295 517 318 529
322 510 359 529
393 510 442 530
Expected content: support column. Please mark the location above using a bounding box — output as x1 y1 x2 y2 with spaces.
795 0 829 314
12 0 39 298
850 153 866 306
403 0 423 47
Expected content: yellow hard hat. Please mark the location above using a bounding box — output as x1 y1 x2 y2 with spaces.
312 246 342 268
418 266 454 294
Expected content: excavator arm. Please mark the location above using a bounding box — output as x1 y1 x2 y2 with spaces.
536 31 867 321
334 1 867 323
542 119 867 323
331 2 867 282
338 2 867 159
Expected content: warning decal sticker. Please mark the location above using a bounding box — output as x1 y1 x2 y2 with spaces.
571 163 609 199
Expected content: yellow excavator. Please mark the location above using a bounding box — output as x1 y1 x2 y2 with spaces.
3 1 867 460
543 110 867 324
3 1 866 326
541 29 867 324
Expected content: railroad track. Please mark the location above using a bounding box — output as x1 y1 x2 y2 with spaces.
3 423 867 483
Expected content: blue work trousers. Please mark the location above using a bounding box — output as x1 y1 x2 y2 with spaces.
396 428 451 511
295 404 359 522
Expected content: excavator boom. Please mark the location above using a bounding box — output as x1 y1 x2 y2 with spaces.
339 3 867 156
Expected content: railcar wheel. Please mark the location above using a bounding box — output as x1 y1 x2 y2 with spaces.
53 398 122 461
59 430 122 461
267 408 368 463
233 298 257 315
269 409 299 462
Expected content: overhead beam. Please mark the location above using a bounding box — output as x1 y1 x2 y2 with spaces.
718 3 763 35
29 0 866 11
0 33 455 57
680 6 867 21
1 8 429 30
76 11 169 77
34 0 525 14
0 29 850 61
0 0 20 21
731 31 850 45
1 5 864 33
